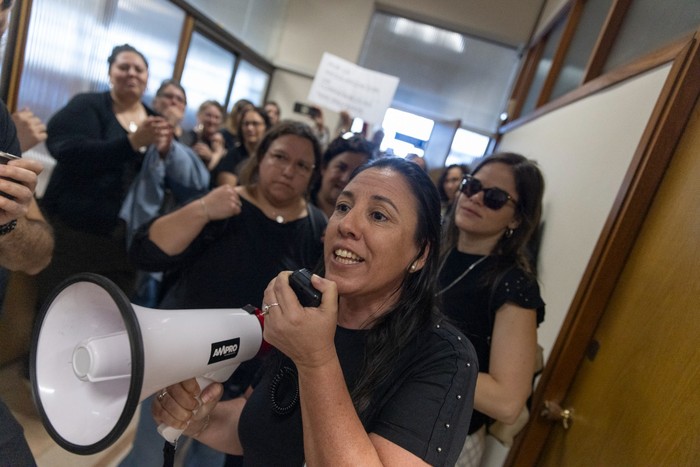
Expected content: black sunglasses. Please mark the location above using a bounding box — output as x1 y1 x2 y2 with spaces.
459 175 517 210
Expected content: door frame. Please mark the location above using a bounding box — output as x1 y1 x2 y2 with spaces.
505 31 700 466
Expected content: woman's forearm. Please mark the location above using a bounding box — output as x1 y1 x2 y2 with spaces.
148 198 209 255
474 304 538 424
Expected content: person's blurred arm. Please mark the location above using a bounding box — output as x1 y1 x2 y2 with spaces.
0 159 53 274
11 108 47 152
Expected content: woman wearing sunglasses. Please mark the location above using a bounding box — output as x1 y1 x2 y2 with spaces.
438 152 545 466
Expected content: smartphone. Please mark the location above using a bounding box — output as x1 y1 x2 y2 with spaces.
289 268 322 307
292 102 320 119
0 151 20 164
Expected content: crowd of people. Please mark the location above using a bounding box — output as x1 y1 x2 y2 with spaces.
0 40 547 467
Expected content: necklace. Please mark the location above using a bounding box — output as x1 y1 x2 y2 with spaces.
436 251 488 296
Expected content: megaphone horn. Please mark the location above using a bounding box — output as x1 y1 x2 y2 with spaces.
30 273 264 455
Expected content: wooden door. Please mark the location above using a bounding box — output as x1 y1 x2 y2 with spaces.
538 91 700 466
505 34 700 466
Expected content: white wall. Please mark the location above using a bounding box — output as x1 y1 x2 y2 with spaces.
480 64 671 467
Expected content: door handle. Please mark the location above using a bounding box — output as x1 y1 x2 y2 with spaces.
541 400 574 430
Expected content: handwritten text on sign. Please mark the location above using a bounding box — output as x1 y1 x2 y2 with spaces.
308 53 399 124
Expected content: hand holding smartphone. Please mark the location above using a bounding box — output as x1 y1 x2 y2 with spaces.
0 151 20 164
0 151 20 200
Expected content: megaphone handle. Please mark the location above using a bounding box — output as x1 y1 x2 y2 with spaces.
157 376 213 444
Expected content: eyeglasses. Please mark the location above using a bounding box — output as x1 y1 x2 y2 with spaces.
459 175 517 210
157 92 186 104
268 152 315 176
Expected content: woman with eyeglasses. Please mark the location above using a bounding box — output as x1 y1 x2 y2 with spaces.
213 106 271 187
126 120 327 465
438 152 545 466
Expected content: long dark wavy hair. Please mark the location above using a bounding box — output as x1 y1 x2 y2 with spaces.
441 152 545 275
321 157 443 420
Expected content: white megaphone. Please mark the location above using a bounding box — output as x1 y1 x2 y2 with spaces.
30 272 265 455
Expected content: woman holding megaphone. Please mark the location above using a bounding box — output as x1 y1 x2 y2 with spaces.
123 120 327 466
152 157 478 466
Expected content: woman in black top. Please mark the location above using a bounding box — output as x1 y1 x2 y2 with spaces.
124 121 326 466
38 44 169 301
438 152 545 466
180 100 227 173
153 158 478 466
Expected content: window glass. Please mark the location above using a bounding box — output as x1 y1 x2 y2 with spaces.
445 129 490 167
17 0 183 123
550 0 613 100
379 108 434 158
185 0 288 60
228 59 270 111
0 3 13 85
15 0 182 197
359 12 520 135
604 0 700 72
520 20 566 116
180 31 236 131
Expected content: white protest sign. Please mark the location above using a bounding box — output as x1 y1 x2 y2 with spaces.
308 53 399 125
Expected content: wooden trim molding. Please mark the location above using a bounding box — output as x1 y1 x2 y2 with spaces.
504 32 700 466
583 0 633 82
172 15 195 82
508 41 544 122
500 33 693 133
536 0 584 107
5 0 33 112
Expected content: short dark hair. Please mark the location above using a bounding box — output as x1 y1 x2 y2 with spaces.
264 101 280 111
107 44 149 70
309 134 376 205
155 79 186 105
197 99 224 117
321 134 375 168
